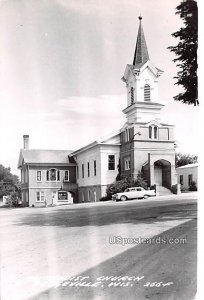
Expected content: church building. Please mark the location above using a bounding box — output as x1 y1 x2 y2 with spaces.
18 17 177 206
119 16 177 191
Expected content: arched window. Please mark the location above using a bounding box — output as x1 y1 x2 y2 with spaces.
46 169 60 181
50 169 56 181
149 126 158 139
131 87 134 105
144 84 151 101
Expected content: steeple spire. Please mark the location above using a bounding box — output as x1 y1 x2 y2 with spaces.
133 16 149 66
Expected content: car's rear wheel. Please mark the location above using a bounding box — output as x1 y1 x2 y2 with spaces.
143 195 149 199
120 195 128 201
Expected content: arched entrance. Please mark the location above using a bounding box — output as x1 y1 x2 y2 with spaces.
154 159 171 188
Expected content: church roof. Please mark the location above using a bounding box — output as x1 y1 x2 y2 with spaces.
133 16 149 67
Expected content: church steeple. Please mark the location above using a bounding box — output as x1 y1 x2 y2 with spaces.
133 16 149 66
122 16 164 124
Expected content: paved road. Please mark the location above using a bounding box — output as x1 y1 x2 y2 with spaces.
0 195 197 300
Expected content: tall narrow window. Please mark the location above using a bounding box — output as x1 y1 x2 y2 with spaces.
131 87 134 105
64 170 69 181
76 166 79 179
88 190 91 202
36 170 42 182
46 170 49 181
82 164 84 178
149 126 152 139
144 84 150 101
87 162 90 177
57 170 60 181
108 155 115 170
124 158 130 170
188 174 193 186
94 160 96 176
154 126 158 139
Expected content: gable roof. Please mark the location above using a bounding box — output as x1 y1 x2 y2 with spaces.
18 149 75 168
70 130 121 156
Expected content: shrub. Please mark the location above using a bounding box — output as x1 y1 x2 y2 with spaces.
181 186 188 193
189 181 197 191
99 196 111 201
171 184 177 194
134 172 148 189
106 178 131 199
150 185 156 191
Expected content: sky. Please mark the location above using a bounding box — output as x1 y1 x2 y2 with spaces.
0 0 199 176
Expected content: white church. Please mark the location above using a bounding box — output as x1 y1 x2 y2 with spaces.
18 17 177 206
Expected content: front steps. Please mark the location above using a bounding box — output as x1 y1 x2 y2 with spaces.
156 185 172 196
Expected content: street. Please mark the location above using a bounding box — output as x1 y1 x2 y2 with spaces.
0 194 197 300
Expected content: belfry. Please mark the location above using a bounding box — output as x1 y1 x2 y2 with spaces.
120 16 177 192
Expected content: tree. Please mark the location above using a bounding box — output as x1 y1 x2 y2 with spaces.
175 152 198 168
168 0 198 106
0 164 20 198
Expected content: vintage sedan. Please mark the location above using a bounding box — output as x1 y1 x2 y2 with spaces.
112 187 156 201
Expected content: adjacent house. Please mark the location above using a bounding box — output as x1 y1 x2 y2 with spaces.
18 17 177 206
176 163 198 190
18 135 77 207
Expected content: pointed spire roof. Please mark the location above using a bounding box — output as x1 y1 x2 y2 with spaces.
133 16 149 66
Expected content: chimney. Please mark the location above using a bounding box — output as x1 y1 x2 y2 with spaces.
23 135 29 149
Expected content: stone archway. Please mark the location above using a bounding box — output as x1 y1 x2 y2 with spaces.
154 159 171 189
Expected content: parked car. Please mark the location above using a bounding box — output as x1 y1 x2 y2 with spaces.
112 187 156 201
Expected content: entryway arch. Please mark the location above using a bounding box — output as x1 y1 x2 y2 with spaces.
154 159 171 188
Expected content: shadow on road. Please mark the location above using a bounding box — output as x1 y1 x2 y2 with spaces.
15 203 197 228
28 219 197 300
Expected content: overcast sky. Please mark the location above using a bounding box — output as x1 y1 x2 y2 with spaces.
0 0 199 176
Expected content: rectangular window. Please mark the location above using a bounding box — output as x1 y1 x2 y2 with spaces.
87 162 90 177
108 155 115 170
94 160 96 176
125 158 130 170
57 170 60 181
88 190 91 201
125 128 130 142
21 169 24 183
188 174 193 186
36 191 45 202
180 175 183 185
64 170 69 181
82 164 84 178
36 170 42 182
